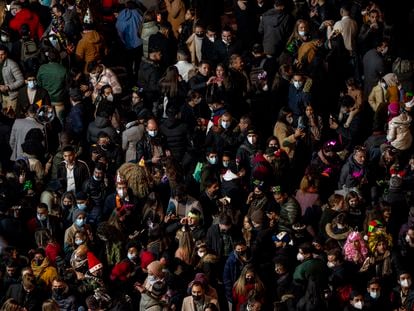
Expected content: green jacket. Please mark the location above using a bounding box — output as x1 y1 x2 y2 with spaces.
37 62 68 102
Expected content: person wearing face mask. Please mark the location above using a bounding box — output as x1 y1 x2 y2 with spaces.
181 281 219 311
293 242 327 287
232 265 265 311
15 73 51 118
206 112 241 156
30 248 58 289
344 292 366 311
64 209 94 256
364 277 390 311
103 179 138 221
391 272 414 310
110 244 143 284
275 107 302 159
199 149 221 192
87 61 122 103
51 278 77 311
200 25 218 65
8 1 44 40
26 203 61 238
286 73 311 124
82 163 109 224
213 27 242 66
136 118 169 169
236 128 259 180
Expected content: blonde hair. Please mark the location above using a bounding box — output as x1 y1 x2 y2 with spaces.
233 264 264 297
175 230 194 265
0 299 22 311
42 300 60 311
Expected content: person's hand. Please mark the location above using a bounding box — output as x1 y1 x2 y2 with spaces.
180 217 188 225
165 150 171 157
80 84 89 92
19 172 26 184
370 22 378 30
329 119 339 130
294 128 304 138
0 85 8 93
151 156 160 164
212 125 221 133
246 192 254 204
84 90 92 97
237 0 247 10
134 282 145 293
207 76 216 85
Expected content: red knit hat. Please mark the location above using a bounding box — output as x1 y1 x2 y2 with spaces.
87 252 103 273
140 250 155 270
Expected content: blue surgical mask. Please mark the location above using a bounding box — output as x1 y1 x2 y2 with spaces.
148 130 157 137
127 253 137 261
77 203 87 210
75 218 85 227
208 157 218 165
75 239 84 245
298 31 306 37
221 121 230 129
37 214 47 221
28 81 37 89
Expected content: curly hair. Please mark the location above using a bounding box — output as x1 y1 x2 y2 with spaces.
368 230 393 254
343 231 368 264
117 163 152 198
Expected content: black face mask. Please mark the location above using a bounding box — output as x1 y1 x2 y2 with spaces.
236 250 246 257
63 203 72 209
52 288 65 299
192 295 202 301
245 277 254 284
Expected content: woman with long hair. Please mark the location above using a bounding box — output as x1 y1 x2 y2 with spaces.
232 264 265 311
158 66 188 118
175 229 194 266
142 192 165 227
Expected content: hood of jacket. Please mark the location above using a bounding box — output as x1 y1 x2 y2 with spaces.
94 116 110 128
82 30 102 44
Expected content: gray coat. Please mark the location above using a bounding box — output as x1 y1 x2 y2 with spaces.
258 7 294 57
9 117 44 161
1 58 24 100
363 48 385 99
122 122 145 162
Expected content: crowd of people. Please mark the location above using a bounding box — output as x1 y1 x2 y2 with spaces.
0 0 414 310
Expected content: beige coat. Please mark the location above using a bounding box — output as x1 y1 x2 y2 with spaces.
181 295 219 311
368 83 386 112
273 121 297 159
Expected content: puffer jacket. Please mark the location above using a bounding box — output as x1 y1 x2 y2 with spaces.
137 58 162 104
159 118 188 161
278 196 301 232
76 30 106 72
387 113 412 151
9 8 44 40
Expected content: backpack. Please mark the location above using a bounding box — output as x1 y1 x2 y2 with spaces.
249 58 267 91
21 38 39 62
20 38 40 72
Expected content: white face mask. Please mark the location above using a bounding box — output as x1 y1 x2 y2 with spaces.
370 291 379 299
75 239 84 245
327 261 335 268
37 214 47 221
297 253 305 261
106 94 114 102
247 136 254 145
1 35 9 42
197 250 206 257
286 116 294 124
117 189 125 198
208 36 215 43
353 301 363 310
262 84 269 91
381 47 388 55
401 279 411 288
293 81 303 89
298 31 306 37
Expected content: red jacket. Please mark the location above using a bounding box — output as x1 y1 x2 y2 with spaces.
9 8 44 40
